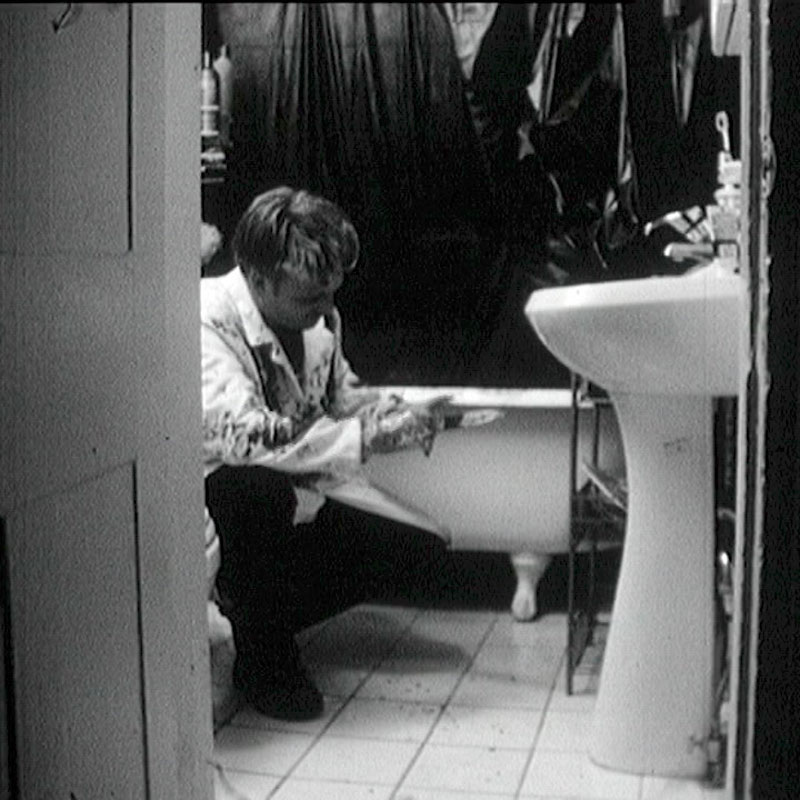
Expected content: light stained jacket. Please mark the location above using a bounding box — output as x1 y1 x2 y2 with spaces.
201 266 371 521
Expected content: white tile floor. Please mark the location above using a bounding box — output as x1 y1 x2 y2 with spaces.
212 604 726 800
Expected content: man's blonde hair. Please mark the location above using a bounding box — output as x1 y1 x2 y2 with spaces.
233 186 360 288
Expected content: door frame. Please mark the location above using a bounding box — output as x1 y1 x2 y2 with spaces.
731 0 800 796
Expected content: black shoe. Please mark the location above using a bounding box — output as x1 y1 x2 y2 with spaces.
237 669 324 721
232 637 324 721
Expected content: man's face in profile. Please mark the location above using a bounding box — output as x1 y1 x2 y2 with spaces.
255 264 345 331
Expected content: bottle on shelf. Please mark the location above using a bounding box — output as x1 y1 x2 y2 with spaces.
200 50 220 142
213 44 233 148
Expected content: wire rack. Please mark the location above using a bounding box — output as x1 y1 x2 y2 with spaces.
566 374 626 695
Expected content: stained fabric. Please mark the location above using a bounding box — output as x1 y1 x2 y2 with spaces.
443 3 499 82
460 2 645 385
662 0 706 128
515 3 639 282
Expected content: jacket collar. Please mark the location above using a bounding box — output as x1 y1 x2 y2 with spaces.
223 265 335 383
222 266 275 347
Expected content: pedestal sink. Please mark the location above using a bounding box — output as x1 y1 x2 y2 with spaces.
525 263 745 777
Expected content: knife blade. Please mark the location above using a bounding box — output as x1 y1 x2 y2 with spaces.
442 409 505 430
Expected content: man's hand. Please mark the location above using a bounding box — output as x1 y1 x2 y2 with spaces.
360 395 451 461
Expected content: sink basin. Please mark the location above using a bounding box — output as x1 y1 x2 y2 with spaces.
525 264 746 778
527 267 742 395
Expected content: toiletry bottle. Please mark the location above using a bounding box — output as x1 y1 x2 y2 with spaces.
213 44 233 148
708 111 741 273
200 50 220 140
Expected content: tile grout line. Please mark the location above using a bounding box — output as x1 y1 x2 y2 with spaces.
212 606 423 799
513 630 649 800
386 611 505 799
213 607 571 799
264 605 424 798
511 643 567 800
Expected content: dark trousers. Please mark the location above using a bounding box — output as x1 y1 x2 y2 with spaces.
205 465 448 671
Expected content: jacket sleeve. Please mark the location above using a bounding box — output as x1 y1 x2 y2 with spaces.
202 318 363 476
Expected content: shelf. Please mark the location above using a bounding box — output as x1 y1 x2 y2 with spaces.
566 374 626 695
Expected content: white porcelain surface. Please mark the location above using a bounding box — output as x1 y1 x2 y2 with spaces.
292 736 419 784
362 387 624 554
525 267 744 395
588 393 716 776
273 780 394 800
402 743 531 795
525 266 745 777
429 705 544 749
520 750 642 799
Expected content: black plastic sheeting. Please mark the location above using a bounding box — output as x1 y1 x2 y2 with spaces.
205 3 738 388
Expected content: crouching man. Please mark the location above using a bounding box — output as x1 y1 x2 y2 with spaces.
202 186 449 720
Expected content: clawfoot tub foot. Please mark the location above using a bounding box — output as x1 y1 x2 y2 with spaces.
510 552 552 621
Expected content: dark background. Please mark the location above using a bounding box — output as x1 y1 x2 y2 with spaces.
202 3 739 389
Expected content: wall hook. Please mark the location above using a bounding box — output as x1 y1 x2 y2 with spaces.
51 3 81 34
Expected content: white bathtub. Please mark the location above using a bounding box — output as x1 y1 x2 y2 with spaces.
363 386 625 620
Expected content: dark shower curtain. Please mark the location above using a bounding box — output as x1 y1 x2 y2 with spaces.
206 4 640 387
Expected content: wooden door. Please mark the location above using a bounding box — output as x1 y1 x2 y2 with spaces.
0 5 211 797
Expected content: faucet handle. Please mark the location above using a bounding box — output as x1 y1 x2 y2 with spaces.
715 111 731 153
715 111 742 188
663 242 714 264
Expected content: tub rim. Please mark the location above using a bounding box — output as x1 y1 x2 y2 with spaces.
373 385 575 409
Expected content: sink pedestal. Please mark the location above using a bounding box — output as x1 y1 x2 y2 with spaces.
523 268 744 778
590 392 715 777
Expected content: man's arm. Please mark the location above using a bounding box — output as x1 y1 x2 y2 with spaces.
322 309 449 460
202 320 363 476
